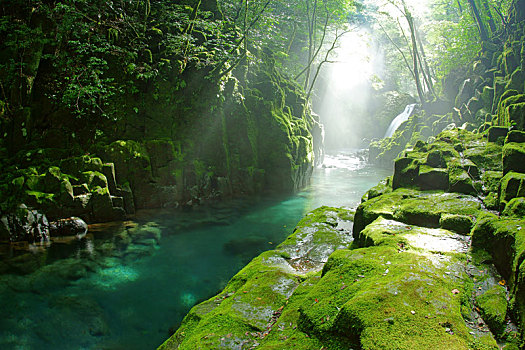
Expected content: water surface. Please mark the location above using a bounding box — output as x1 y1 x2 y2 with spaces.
0 150 391 350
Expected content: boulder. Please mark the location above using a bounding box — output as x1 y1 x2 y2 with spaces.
392 158 420 189
414 166 449 191
502 197 525 217
506 130 525 143
439 214 474 235
499 172 525 209
502 142 525 174
49 217 88 237
0 205 49 243
448 167 477 195
476 285 508 335
487 126 509 142
455 79 474 108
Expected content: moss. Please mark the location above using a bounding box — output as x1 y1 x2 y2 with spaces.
364 176 392 201
497 93 525 127
161 207 356 349
463 142 502 172
80 171 108 191
415 166 449 191
476 285 508 335
499 172 525 209
353 188 419 235
502 197 525 217
502 142 525 175
448 166 476 195
439 214 474 235
300 246 474 350
392 191 482 229
392 157 420 189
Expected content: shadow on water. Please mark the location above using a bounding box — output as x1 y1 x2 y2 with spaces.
0 149 391 350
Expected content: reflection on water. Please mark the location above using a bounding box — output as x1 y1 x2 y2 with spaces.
0 150 391 350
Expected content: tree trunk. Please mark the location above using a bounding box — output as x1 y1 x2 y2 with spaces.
467 0 489 41
403 3 425 103
456 0 463 13
480 0 496 34
415 25 435 97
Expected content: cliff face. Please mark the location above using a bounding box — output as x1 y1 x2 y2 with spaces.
0 2 321 233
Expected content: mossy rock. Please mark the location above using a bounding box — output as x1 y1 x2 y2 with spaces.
463 142 503 172
448 167 477 195
392 157 420 189
505 68 525 92
353 188 419 235
363 177 392 201
60 156 104 177
476 285 508 335
481 86 495 111
497 93 525 128
502 197 525 217
392 192 482 229
487 126 509 142
161 207 356 350
80 171 108 191
300 245 475 350
506 130 525 143
439 214 474 235
499 171 525 210
471 213 525 286
414 166 449 191
353 189 481 236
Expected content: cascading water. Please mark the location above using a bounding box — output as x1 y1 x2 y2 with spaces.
383 103 417 138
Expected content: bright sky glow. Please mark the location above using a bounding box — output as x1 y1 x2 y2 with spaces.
327 30 374 92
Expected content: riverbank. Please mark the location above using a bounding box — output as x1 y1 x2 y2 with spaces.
161 128 524 349
0 150 388 349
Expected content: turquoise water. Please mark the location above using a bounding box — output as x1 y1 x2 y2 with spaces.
0 150 391 350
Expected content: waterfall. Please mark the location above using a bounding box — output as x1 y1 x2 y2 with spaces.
383 104 417 138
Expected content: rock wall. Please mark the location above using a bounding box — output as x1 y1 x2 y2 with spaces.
370 16 525 169
0 48 321 230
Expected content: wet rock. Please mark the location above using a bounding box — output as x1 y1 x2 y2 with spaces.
415 166 449 191
476 285 508 335
0 205 49 243
49 217 88 237
448 168 477 195
426 150 447 168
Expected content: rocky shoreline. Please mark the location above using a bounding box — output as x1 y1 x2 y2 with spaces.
160 128 524 349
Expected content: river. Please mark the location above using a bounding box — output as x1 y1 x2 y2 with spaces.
0 149 391 350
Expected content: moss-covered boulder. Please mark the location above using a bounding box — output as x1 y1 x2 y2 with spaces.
506 130 525 143
353 188 482 236
497 93 525 128
471 214 525 330
500 172 525 210
476 285 508 335
503 142 525 174
503 197 525 217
